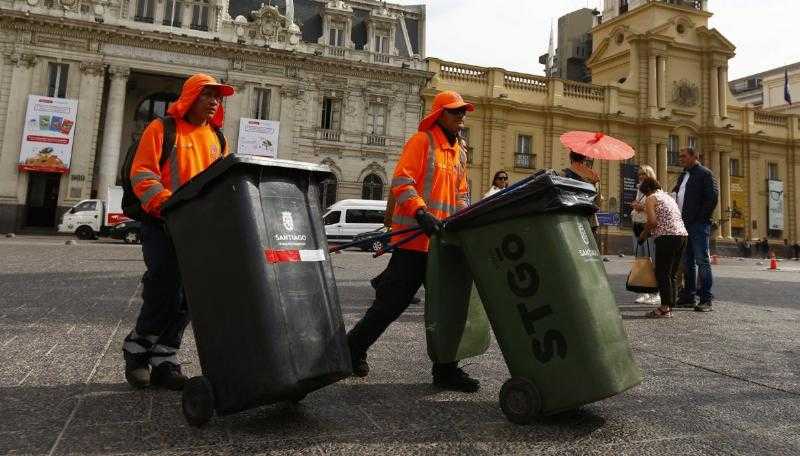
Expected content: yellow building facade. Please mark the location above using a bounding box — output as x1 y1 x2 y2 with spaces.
424 1 800 252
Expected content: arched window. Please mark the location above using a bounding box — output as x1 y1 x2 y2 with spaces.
361 174 384 200
320 175 338 209
135 92 179 123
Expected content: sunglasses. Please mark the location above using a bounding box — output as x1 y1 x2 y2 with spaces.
444 107 468 116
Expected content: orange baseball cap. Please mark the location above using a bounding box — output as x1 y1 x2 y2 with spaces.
418 91 475 132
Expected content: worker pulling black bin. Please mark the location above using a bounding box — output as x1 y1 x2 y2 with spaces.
162 155 352 426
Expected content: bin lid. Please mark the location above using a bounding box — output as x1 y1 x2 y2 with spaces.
445 169 598 231
163 155 333 215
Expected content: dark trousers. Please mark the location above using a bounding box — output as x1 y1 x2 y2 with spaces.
681 222 714 303
348 248 427 356
130 221 189 355
655 235 687 309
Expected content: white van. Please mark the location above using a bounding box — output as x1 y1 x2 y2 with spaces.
57 186 140 243
323 199 387 242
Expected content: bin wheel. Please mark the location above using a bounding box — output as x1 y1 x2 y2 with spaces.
182 376 215 427
499 377 542 425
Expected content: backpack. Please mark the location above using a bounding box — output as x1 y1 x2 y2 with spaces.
120 116 226 221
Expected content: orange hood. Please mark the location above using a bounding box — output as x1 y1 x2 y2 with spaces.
418 90 475 132
167 73 235 129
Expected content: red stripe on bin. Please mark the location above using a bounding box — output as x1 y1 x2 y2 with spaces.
265 249 301 263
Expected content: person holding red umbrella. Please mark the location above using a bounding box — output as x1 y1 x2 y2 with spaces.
560 131 636 248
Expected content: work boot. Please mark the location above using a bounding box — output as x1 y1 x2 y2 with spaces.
694 301 713 312
123 350 150 389
350 350 369 377
150 362 188 390
432 363 480 393
673 297 696 308
122 332 154 389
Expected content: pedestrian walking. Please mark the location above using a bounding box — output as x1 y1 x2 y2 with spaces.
637 177 688 318
347 91 480 392
121 74 234 390
483 170 509 199
672 147 719 312
630 165 659 305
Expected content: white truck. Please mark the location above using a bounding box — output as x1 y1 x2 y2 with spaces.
58 186 141 243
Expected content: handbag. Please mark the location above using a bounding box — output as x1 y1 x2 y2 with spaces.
626 241 658 293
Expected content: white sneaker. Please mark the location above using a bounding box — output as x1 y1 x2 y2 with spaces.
635 294 650 303
648 294 661 304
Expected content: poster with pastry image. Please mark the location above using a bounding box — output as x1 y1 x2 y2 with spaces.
18 95 78 173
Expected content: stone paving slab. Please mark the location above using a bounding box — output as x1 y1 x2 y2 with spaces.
1 238 799 455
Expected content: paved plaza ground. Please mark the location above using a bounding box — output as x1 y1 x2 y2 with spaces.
1 235 799 455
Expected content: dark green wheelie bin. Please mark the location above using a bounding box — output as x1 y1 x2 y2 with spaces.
425 233 491 364
444 170 642 424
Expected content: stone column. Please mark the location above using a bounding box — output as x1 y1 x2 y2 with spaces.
710 147 722 237
657 142 668 184
222 80 247 150
96 66 129 197
710 65 719 120
68 61 107 203
648 55 657 111
718 66 728 119
657 56 666 109
720 150 732 238
647 142 658 176
0 53 37 198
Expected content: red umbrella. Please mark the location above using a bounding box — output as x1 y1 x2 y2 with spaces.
559 131 635 160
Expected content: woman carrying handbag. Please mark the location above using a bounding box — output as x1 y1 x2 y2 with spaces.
630 165 659 305
636 177 688 319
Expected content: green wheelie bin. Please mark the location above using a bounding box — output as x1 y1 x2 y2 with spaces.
445 170 642 424
425 233 491 364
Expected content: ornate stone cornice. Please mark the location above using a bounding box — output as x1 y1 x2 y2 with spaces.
79 60 105 76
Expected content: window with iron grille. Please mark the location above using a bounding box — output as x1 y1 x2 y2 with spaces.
134 0 154 22
254 89 271 120
163 0 182 27
191 4 209 31
367 103 386 135
667 134 680 166
375 34 390 54
321 97 341 130
361 174 384 200
515 135 534 169
460 127 473 163
730 158 741 177
768 163 780 181
47 63 69 98
329 27 344 47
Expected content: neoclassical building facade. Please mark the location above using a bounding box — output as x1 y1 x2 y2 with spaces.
426 0 800 251
0 0 428 232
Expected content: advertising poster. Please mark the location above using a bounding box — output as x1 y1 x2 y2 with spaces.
768 180 784 231
237 118 280 157
729 176 748 229
619 163 640 226
18 95 79 173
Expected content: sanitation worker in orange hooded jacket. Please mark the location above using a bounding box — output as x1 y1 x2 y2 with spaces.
122 74 234 390
347 91 480 392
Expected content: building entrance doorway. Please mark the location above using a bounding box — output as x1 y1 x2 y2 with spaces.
25 172 61 227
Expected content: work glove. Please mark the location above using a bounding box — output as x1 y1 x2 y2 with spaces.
415 208 442 236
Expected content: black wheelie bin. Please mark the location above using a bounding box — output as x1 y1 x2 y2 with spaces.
162 155 352 426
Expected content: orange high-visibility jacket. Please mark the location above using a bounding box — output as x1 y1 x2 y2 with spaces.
390 126 469 252
130 117 228 217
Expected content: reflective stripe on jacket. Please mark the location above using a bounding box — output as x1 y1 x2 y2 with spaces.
390 126 469 252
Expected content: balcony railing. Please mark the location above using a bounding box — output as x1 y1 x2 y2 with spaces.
754 112 787 127
504 73 547 92
327 46 347 57
366 134 386 146
319 129 341 142
440 63 487 82
514 153 535 169
373 53 391 64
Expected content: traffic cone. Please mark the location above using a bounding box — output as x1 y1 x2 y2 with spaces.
770 252 778 270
